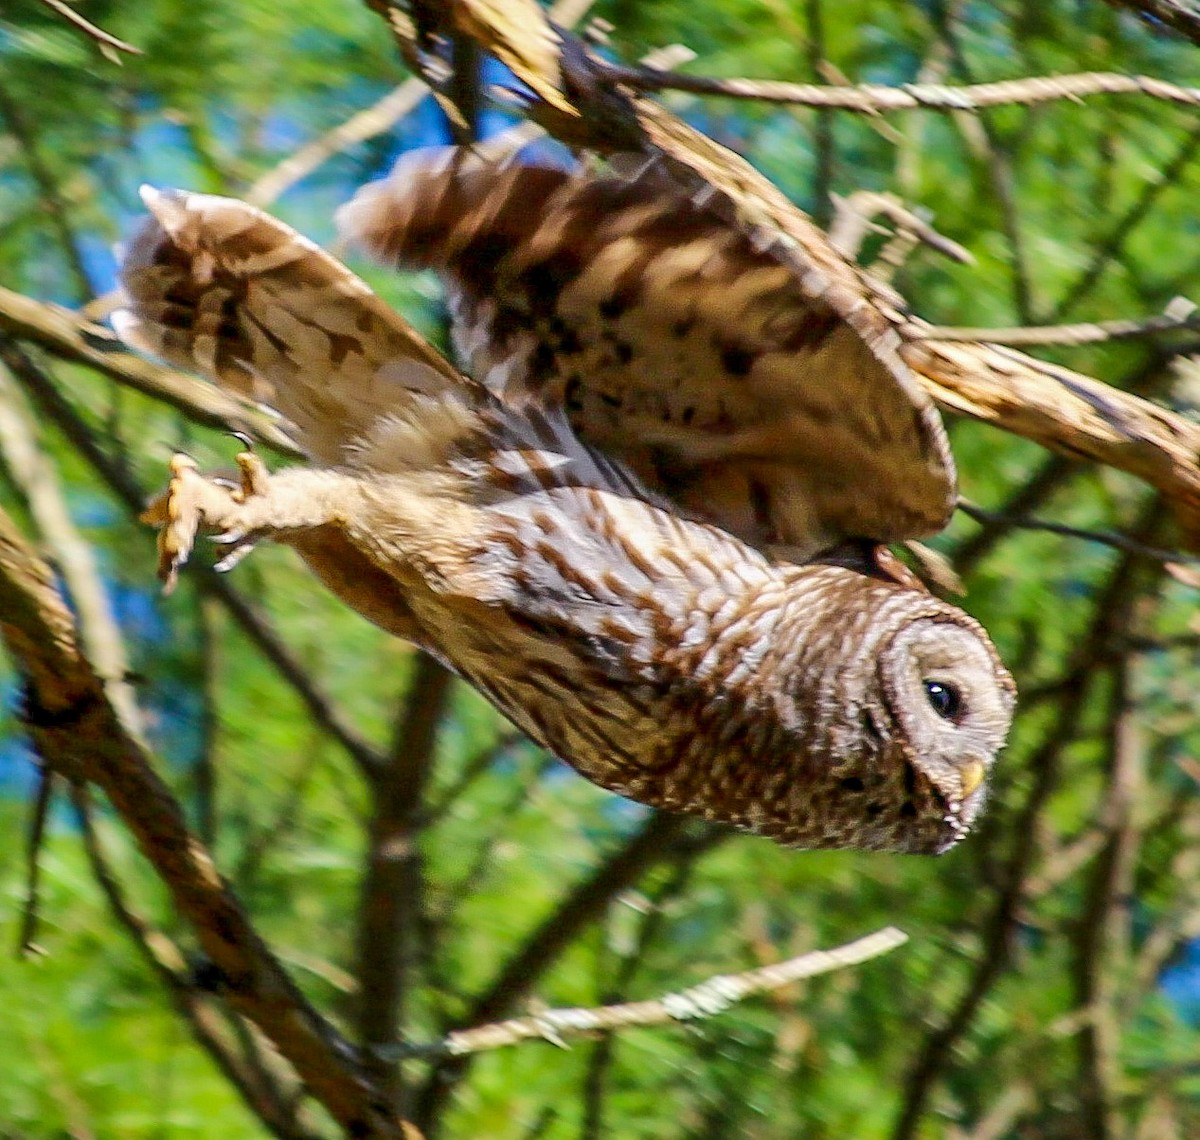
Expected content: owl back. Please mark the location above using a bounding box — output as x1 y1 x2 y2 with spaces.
338 148 957 559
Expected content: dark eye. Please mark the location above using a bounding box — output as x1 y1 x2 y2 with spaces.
923 680 962 720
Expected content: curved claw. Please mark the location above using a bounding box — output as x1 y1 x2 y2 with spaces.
214 543 258 573
236 451 271 498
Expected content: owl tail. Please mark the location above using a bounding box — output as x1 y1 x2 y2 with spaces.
115 187 469 464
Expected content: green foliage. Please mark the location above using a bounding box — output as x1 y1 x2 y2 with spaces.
1 0 1199 1137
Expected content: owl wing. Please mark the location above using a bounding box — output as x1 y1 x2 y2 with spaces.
116 186 468 464
337 147 956 558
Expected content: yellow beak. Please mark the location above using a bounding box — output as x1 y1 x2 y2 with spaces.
960 760 987 799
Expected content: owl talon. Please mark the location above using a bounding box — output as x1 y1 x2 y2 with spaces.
214 543 257 573
236 451 270 498
143 449 276 594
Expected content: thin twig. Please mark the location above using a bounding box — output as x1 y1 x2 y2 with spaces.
829 190 974 265
915 306 1200 346
399 927 907 1059
414 814 716 1130
36 0 141 58
17 762 53 957
956 499 1198 566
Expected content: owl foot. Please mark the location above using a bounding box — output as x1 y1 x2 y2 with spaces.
142 450 275 593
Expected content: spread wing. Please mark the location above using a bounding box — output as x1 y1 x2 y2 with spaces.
337 147 956 558
116 186 467 465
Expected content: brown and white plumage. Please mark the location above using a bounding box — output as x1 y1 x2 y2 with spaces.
117 163 1014 854
338 148 955 560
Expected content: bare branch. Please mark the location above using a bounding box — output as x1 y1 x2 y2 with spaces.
900 329 1200 544
916 306 1200 347
0 287 300 455
1103 0 1200 47
35 0 141 58
413 814 720 1130
0 503 420 1140
829 190 974 266
956 499 1199 566
599 64 1200 116
246 79 428 209
401 927 907 1059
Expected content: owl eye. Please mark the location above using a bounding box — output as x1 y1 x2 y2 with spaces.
923 679 962 720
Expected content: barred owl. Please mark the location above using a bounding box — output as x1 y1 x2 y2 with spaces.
116 147 1015 854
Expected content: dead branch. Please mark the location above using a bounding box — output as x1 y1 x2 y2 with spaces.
598 64 1200 115
36 0 141 59
916 306 1200 347
413 814 719 1128
955 499 1198 566
0 504 420 1140
899 330 1200 544
1103 0 1200 48
0 287 300 455
401 926 907 1059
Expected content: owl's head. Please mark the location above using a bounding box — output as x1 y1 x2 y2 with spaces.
765 570 1016 855
865 610 1016 853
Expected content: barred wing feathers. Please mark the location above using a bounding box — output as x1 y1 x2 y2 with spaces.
116 186 466 464
339 148 956 558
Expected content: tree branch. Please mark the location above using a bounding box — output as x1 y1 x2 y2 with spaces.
35 0 141 59
0 503 420 1140
402 927 907 1059
597 64 1200 115
0 287 300 455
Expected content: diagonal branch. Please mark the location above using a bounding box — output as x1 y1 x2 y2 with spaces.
69 784 314 1139
403 927 907 1059
0 287 300 455
35 0 142 58
1103 0 1200 47
0 503 420 1140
